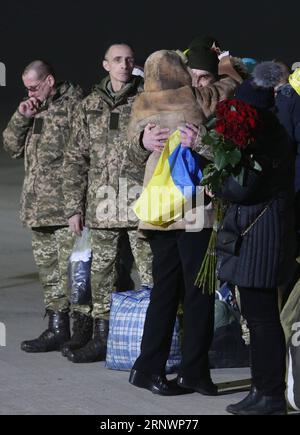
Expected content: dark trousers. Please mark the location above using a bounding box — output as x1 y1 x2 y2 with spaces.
239 287 286 396
133 229 215 379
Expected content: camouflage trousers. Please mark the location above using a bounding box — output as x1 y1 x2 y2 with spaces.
31 226 91 315
90 228 153 320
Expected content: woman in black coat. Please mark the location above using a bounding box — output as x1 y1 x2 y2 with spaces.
216 78 296 415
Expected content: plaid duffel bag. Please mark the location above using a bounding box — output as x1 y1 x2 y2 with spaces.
106 287 182 373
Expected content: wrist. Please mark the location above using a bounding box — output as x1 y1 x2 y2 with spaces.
140 131 148 151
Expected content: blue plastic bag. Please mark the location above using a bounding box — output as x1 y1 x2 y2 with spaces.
106 287 181 373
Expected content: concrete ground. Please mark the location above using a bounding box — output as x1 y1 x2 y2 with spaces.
0 144 254 415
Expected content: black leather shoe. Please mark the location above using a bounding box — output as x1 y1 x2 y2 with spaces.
129 369 192 396
227 394 287 415
226 386 259 414
177 375 218 396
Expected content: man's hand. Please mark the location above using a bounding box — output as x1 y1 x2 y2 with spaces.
142 123 170 153
205 186 215 198
18 97 41 118
178 123 199 148
68 214 84 236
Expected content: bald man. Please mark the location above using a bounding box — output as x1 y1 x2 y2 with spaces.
63 44 153 363
3 60 87 353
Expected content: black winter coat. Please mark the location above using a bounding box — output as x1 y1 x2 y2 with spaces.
216 112 296 289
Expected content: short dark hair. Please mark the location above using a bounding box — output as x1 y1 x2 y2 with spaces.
23 60 56 81
104 43 133 60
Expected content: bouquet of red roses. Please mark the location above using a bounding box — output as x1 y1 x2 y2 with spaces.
201 98 263 193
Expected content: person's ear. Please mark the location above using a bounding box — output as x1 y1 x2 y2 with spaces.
47 74 55 88
103 60 110 72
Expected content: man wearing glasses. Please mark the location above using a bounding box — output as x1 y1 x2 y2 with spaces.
2 60 87 353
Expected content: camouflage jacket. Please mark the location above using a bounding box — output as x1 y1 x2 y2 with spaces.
63 75 144 229
2 82 83 227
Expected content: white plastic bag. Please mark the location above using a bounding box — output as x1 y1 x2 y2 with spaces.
68 227 92 305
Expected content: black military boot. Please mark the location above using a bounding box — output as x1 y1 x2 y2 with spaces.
21 310 70 353
61 312 93 357
66 318 109 363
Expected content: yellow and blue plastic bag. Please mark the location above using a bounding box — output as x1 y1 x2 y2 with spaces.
134 130 203 225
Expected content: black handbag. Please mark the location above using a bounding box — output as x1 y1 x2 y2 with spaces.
216 230 242 256
216 201 271 257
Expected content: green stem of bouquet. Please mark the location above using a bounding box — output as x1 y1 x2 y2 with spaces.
194 199 224 293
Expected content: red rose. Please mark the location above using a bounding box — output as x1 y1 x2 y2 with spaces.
215 120 226 134
233 133 247 148
250 119 257 128
215 99 261 147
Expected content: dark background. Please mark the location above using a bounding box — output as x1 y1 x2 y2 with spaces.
0 0 299 128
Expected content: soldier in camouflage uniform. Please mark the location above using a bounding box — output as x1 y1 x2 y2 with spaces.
63 44 153 363
2 60 94 354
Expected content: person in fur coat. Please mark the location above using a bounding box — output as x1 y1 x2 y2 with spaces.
127 49 240 396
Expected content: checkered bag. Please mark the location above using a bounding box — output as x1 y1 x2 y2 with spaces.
105 287 182 373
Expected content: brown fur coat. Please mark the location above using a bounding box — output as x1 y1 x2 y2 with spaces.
129 50 205 138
